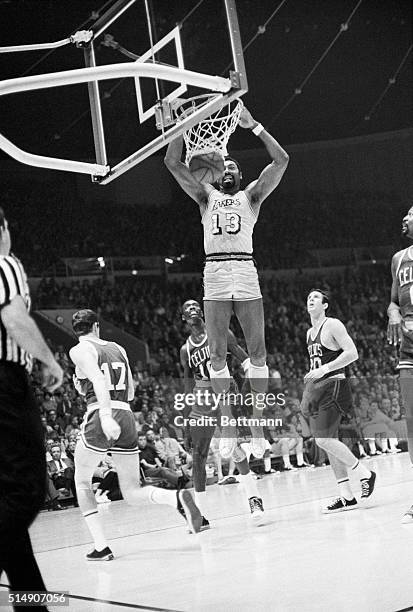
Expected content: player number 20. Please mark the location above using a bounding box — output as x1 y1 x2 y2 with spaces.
101 362 126 391
211 212 241 235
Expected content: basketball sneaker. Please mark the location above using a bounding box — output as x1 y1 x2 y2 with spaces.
322 497 358 514
177 489 203 534
360 471 376 500
249 496 265 524
401 505 413 524
86 546 114 561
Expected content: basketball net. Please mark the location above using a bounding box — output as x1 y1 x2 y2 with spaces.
175 95 243 165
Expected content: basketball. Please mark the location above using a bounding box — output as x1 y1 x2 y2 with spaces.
188 152 225 184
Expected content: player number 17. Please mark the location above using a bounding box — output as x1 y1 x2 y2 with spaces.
101 362 126 391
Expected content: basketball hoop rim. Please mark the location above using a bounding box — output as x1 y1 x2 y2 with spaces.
174 93 243 122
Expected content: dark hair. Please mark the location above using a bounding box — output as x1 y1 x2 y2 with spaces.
225 156 242 176
309 288 330 308
72 309 99 336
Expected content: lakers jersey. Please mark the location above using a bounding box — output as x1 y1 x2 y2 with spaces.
77 338 131 406
307 319 344 379
186 333 211 383
202 188 256 257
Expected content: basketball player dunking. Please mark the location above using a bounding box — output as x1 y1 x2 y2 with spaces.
387 205 413 523
301 290 376 513
70 309 203 561
180 300 265 523
165 105 289 461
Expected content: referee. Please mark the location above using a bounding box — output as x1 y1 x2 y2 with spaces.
0 209 63 611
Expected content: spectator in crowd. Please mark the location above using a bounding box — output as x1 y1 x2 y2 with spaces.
47 444 77 504
138 434 187 488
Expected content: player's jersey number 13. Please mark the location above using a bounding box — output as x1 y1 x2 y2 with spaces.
211 212 241 235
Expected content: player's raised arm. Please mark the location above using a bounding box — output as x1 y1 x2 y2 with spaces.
304 319 358 382
240 106 289 213
387 253 403 346
164 136 212 211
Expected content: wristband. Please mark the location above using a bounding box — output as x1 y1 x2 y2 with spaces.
252 123 264 136
241 357 251 373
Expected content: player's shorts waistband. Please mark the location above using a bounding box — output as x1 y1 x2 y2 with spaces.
86 400 132 414
205 252 254 262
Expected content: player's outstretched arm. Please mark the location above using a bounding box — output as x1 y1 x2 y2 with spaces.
240 106 289 213
387 253 402 346
164 136 212 211
304 319 358 382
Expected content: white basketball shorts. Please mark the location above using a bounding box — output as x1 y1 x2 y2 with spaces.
203 260 262 301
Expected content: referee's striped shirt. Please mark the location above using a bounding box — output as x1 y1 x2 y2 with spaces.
0 253 33 372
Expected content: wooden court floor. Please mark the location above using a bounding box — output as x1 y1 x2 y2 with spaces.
1 452 413 612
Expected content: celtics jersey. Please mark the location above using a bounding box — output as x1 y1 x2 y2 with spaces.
307 319 344 379
77 338 131 406
202 188 257 257
186 333 211 383
396 247 413 321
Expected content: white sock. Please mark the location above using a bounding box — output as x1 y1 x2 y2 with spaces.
389 438 398 451
381 438 388 452
358 443 365 456
238 472 259 499
264 456 271 472
84 510 107 551
296 451 304 466
351 459 371 480
194 490 208 517
283 454 292 468
337 477 353 501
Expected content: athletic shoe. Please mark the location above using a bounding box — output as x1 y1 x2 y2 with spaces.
322 497 358 514
86 546 114 561
219 436 237 459
218 475 239 485
360 471 376 500
250 438 266 459
200 516 210 531
249 496 265 524
177 489 203 534
401 505 413 524
264 468 279 475
390 448 402 454
283 466 298 472
187 515 211 534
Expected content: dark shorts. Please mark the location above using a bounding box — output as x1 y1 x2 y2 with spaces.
398 329 413 368
301 378 353 438
80 408 138 454
399 369 413 416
